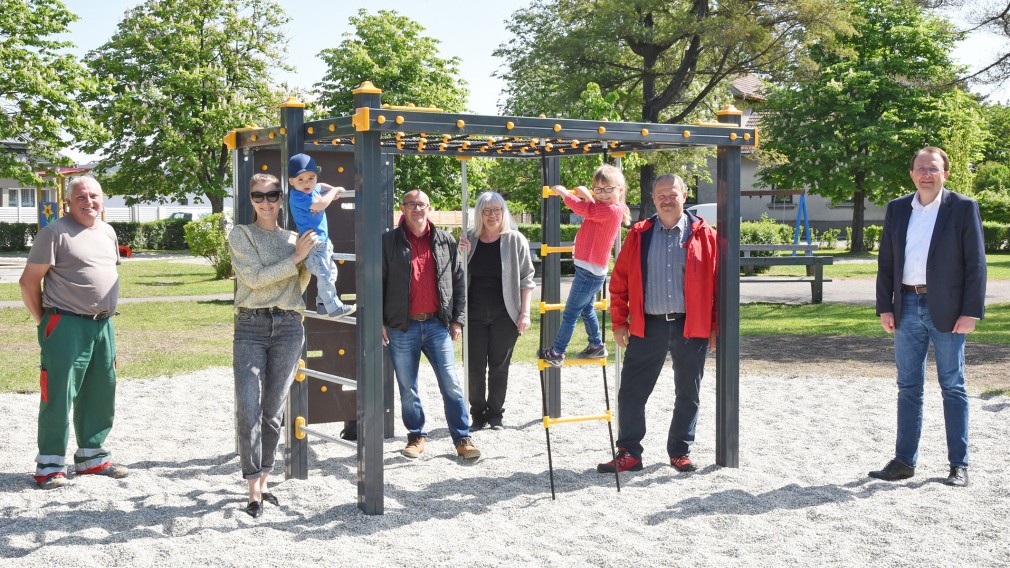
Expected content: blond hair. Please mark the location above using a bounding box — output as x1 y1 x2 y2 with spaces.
593 164 631 225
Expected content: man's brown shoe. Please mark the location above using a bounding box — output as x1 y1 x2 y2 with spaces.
455 437 481 460
401 434 425 458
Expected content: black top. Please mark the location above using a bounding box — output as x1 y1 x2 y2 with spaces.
469 237 506 309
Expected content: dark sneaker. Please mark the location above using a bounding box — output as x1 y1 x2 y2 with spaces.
455 437 481 460
868 459 915 481
944 466 968 487
488 418 504 431
470 417 487 431
577 343 607 359
401 434 426 458
597 449 643 473
670 455 698 472
537 347 565 367
327 304 356 318
36 473 68 490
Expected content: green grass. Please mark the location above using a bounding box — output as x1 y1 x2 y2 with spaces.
0 258 233 301
755 252 1010 280
3 298 1007 395
0 300 233 393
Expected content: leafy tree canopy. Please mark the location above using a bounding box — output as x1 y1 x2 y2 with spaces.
495 0 854 218
315 9 475 209
0 0 100 184
757 0 973 251
81 0 291 212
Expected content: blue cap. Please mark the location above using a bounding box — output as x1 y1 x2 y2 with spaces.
288 153 318 177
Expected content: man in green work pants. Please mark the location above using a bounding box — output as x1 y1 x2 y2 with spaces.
19 177 129 489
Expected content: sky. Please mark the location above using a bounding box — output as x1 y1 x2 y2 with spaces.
57 0 1009 163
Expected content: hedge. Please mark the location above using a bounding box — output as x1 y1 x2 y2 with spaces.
0 219 188 252
982 221 1010 253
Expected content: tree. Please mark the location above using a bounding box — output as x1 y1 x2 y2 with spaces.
979 102 1010 164
757 0 970 251
315 9 474 209
80 0 290 213
0 0 99 184
495 0 853 219
937 88 986 195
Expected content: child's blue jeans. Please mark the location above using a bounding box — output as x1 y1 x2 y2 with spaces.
552 265 606 354
304 240 343 312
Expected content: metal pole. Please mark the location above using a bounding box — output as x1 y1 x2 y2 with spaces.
612 155 623 429
459 158 469 403
540 155 562 417
715 105 742 468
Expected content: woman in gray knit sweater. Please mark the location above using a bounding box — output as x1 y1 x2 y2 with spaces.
228 173 315 518
459 191 535 430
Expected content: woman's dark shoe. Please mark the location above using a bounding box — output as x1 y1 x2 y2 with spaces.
245 500 264 518
868 459 915 481
262 492 280 506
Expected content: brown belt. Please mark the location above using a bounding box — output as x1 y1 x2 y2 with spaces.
410 312 437 321
901 284 927 294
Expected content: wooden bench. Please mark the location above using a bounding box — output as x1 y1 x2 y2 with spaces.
739 254 833 304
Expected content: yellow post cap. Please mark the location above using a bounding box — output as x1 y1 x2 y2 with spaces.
352 81 382 94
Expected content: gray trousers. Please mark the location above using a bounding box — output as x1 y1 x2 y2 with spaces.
233 308 304 479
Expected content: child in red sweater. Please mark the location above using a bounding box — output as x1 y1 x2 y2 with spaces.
538 164 631 366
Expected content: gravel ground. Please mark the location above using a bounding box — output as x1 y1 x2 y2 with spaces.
2 362 1008 567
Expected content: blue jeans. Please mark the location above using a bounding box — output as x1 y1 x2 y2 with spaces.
388 319 470 442
552 266 606 353
893 292 969 468
233 308 304 479
616 317 708 459
304 240 343 313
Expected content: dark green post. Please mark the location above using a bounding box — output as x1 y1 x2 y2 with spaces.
540 156 562 417
352 81 385 515
279 97 309 480
715 104 742 468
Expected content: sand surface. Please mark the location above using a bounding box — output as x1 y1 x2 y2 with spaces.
2 362 1008 567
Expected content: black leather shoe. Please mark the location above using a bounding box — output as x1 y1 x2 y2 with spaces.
470 418 487 431
245 500 263 518
868 459 915 481
262 492 280 506
944 466 968 487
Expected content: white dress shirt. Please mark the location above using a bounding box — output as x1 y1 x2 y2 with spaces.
902 189 942 285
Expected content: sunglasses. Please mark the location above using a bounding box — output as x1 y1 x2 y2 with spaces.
251 190 282 203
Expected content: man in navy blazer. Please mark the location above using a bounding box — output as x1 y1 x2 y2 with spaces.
871 146 987 487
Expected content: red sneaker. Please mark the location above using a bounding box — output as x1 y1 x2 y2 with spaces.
670 454 698 472
597 449 643 473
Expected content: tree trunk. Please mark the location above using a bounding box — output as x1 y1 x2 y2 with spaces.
850 186 866 253
208 193 224 214
639 165 657 220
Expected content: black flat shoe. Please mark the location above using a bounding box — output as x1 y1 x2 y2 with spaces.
262 492 280 506
245 500 263 518
944 466 968 487
868 459 915 481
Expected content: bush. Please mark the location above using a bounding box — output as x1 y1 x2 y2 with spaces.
184 213 232 279
863 225 882 251
982 221 1010 252
0 222 36 251
976 191 1010 224
739 214 792 274
819 228 840 250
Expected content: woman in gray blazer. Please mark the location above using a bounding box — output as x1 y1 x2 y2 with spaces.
460 191 535 430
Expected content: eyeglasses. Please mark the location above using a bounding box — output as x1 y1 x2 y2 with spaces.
482 208 503 217
592 186 617 194
251 190 282 203
403 201 430 210
913 166 942 176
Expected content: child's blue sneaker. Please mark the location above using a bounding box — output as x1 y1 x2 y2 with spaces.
327 304 356 318
537 347 565 367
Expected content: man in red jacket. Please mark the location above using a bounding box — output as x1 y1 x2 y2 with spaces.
598 174 718 474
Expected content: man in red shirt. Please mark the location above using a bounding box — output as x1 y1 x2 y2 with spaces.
381 190 480 461
599 174 718 474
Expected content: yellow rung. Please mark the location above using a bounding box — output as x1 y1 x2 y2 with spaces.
539 298 609 314
539 244 574 257
542 185 558 198
537 357 608 371
294 416 307 440
543 410 612 428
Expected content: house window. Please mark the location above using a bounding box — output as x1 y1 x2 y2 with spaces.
768 183 793 207
16 188 35 207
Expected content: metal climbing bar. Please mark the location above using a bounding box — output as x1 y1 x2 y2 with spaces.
539 298 608 314
536 357 607 372
297 366 356 388
543 411 612 427
300 310 356 324
540 244 574 257
293 416 356 449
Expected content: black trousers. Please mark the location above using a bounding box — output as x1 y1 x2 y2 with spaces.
467 303 520 422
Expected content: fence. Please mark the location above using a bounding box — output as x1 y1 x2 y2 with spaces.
0 205 212 223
